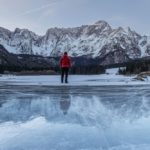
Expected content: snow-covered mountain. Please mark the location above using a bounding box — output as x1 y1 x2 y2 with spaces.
1 20 150 63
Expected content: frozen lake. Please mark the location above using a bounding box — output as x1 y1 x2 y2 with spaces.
0 84 150 150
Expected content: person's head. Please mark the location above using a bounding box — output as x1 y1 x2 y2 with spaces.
64 52 68 55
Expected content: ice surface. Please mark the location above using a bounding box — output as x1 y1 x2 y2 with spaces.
0 85 150 150
0 68 150 86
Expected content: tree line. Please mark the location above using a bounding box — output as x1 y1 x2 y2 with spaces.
118 59 150 75
0 64 105 75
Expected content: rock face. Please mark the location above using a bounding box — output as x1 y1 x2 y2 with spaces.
0 44 20 66
1 20 150 65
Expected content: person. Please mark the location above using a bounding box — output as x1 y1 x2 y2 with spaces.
60 52 71 83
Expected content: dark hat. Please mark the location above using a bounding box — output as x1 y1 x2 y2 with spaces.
64 52 67 55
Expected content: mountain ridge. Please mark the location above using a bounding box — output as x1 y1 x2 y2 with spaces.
0 20 150 65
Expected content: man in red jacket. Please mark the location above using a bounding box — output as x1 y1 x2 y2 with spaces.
60 52 71 83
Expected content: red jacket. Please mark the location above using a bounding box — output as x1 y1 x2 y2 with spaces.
60 54 71 68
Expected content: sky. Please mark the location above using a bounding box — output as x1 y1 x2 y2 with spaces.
0 0 150 35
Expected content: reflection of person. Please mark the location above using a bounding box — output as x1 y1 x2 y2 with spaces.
59 87 71 115
60 52 71 83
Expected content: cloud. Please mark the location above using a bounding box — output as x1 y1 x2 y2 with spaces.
18 0 61 16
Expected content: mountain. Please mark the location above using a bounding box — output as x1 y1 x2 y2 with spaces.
0 44 58 72
0 44 20 67
0 20 150 65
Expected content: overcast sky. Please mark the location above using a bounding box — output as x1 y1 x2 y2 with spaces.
0 0 150 35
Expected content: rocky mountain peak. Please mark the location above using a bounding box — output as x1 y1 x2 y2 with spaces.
94 20 109 26
93 20 112 31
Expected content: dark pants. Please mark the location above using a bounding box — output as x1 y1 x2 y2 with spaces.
61 67 69 83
